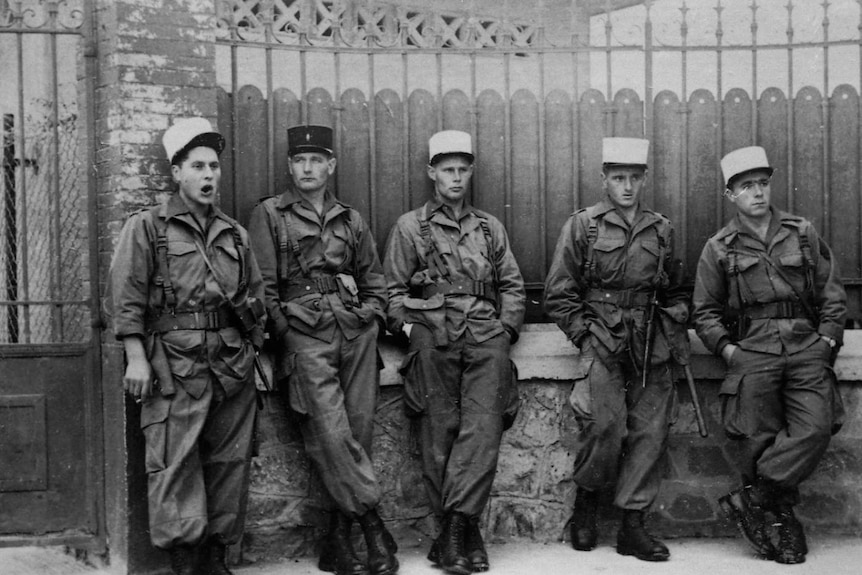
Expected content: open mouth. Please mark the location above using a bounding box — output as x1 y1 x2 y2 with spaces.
201 185 213 193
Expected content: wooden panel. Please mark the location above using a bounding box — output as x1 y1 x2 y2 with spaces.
475 89 506 220
722 88 753 223
306 87 334 129
0 350 93 535
757 88 789 213
613 88 643 138
0 395 47 491
544 89 575 270
442 89 471 132
510 89 542 284
235 85 268 227
407 89 437 211
272 88 301 200
216 88 236 219
687 89 719 272
578 89 606 206
339 88 371 218
829 84 862 319
374 89 404 251
793 86 825 230
652 91 682 229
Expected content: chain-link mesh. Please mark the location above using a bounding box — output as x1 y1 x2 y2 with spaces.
1 63 89 344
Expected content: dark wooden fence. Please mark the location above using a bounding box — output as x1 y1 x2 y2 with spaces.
218 84 862 323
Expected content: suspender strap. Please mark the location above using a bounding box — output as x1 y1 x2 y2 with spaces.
420 206 449 281
153 212 177 311
584 288 653 309
147 308 238 333
277 211 312 299
231 224 247 294
798 224 816 292
653 224 670 288
584 218 599 284
422 280 499 306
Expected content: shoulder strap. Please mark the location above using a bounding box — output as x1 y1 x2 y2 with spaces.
584 211 600 284
476 214 499 288
277 210 311 280
653 217 672 289
150 206 177 312
796 220 816 293
420 205 449 281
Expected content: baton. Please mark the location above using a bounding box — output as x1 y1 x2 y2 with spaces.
683 364 708 437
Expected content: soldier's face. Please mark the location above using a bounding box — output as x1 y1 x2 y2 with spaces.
428 156 473 207
289 152 336 194
172 146 220 213
727 169 772 219
602 166 646 210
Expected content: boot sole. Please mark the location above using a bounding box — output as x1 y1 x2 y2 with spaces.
441 563 473 575
616 543 669 562
718 495 776 560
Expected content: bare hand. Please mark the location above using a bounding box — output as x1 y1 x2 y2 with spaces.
123 355 153 402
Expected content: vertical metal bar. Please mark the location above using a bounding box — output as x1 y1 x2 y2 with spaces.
715 0 725 228
468 1 479 205
604 0 614 134
821 0 831 240
264 0 275 198
644 1 654 196
399 5 410 211
3 114 18 342
536 5 548 268
503 19 513 231
333 1 343 174
50 22 64 340
751 0 759 142
679 1 690 258
787 0 795 211
571 5 580 209
16 27 30 343
857 0 862 285
367 20 378 230
299 0 309 124
229 10 240 218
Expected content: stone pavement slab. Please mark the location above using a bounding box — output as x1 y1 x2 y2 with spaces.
6 536 859 575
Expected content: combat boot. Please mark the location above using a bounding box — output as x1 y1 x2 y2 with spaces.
168 545 197 575
436 511 471 575
616 510 670 562
569 487 599 551
319 512 369 575
773 504 807 565
465 516 489 572
357 509 399 575
201 539 233 575
718 485 776 559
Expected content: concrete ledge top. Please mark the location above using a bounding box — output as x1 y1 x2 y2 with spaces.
379 326 862 386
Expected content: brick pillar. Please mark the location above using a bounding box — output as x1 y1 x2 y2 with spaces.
93 1 218 572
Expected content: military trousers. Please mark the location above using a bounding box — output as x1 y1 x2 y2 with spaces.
569 339 675 511
720 341 838 503
282 322 382 516
140 375 257 549
401 327 511 517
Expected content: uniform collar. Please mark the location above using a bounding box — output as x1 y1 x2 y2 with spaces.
595 198 658 231
277 187 342 213
426 197 477 221
165 192 231 226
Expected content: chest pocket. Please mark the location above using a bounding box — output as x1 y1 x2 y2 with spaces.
778 253 804 268
327 225 355 270
591 236 626 278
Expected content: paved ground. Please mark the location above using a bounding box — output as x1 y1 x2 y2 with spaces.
3 536 862 575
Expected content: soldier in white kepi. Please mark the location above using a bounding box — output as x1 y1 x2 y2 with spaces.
544 137 690 562
693 146 846 564
383 130 526 574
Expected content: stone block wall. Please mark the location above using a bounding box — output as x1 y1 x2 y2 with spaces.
240 327 862 563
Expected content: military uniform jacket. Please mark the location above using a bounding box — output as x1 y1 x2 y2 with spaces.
383 199 525 347
110 193 264 398
693 208 846 356
248 189 387 343
544 199 689 363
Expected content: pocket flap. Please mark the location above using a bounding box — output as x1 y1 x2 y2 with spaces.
140 399 170 429
778 253 803 267
720 372 743 396
593 237 625 252
167 240 196 257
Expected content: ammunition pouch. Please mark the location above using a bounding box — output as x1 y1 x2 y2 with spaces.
231 297 265 334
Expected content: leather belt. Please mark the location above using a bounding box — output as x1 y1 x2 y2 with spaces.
742 301 809 320
147 308 236 332
284 275 341 301
585 288 653 308
422 280 498 306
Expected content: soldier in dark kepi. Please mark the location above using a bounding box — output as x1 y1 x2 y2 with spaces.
383 130 525 575
248 125 397 575
544 137 690 562
693 146 846 565
110 117 265 575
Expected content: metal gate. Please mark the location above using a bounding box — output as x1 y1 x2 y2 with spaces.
0 0 103 550
213 0 862 323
